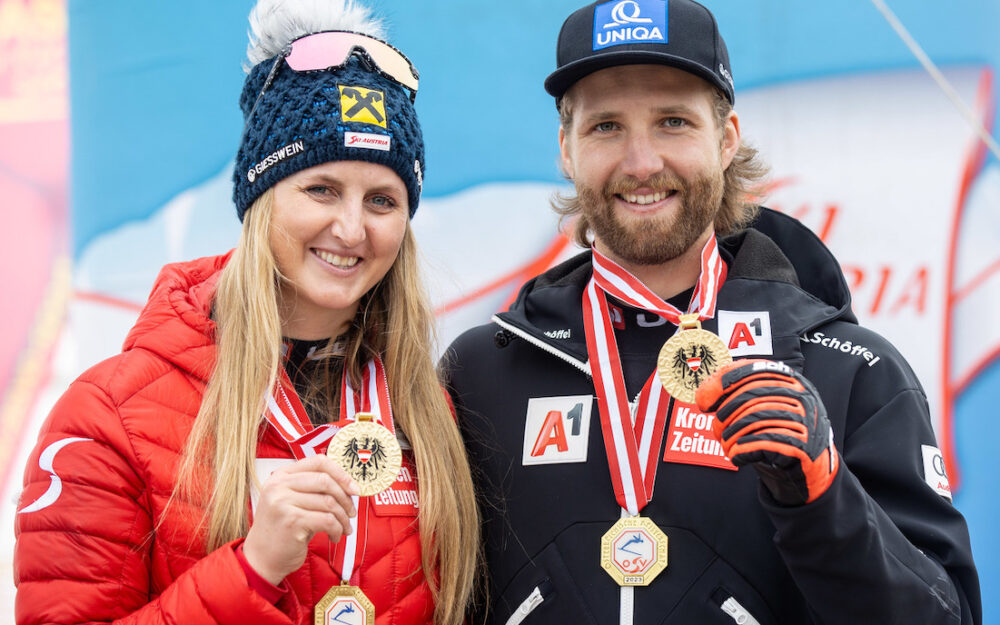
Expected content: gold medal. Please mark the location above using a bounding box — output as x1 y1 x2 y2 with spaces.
600 516 669 586
315 581 375 625
657 313 732 404
328 413 402 496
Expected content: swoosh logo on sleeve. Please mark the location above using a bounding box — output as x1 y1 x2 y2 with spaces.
18 437 93 514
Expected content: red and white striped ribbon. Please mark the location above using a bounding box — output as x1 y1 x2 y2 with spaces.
339 358 395 434
591 235 726 325
332 356 395 583
262 355 395 583
265 372 335 458
583 237 726 515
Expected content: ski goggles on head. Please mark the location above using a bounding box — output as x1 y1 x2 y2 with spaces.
284 30 418 98
244 30 420 133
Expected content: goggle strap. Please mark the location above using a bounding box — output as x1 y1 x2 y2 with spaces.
243 53 286 134
350 47 379 75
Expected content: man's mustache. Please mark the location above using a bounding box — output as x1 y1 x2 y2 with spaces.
603 172 686 197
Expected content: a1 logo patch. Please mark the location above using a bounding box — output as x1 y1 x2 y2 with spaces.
522 395 593 465
717 310 773 357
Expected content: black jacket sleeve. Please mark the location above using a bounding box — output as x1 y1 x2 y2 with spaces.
765 380 980 624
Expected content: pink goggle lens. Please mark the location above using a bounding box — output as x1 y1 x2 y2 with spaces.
285 31 419 93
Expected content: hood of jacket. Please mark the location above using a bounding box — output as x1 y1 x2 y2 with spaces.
495 208 855 367
121 252 231 384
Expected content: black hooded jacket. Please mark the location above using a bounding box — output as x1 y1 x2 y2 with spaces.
443 209 980 625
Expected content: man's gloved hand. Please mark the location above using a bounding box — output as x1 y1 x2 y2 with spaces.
695 359 839 506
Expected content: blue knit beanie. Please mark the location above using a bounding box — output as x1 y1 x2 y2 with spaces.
233 54 424 220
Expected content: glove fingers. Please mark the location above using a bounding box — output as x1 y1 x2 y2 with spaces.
715 412 808 447
715 396 806 433
696 360 806 413
723 432 811 467
716 395 826 456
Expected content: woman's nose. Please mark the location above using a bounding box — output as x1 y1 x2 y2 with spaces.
328 199 366 247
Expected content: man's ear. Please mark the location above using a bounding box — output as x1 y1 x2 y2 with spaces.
720 109 741 169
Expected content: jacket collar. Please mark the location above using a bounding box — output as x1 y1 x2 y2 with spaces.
495 208 854 368
122 252 232 383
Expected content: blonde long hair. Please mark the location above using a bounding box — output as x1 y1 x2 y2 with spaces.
174 189 479 625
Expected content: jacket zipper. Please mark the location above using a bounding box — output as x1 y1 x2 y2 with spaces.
492 315 591 377
504 586 546 625
492 315 646 413
720 596 761 625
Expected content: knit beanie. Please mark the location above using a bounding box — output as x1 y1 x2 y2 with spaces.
233 53 424 220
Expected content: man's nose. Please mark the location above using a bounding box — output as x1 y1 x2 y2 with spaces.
620 131 664 182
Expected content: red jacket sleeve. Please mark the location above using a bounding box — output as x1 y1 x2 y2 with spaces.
13 375 302 625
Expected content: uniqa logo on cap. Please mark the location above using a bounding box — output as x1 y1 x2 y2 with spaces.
593 0 667 51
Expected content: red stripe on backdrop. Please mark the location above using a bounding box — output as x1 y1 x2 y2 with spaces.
951 257 1000 305
941 67 995 490
74 290 145 312
435 231 572 316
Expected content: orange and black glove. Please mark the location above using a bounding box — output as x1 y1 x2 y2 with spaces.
696 359 839 506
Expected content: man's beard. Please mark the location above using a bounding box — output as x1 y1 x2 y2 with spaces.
578 168 724 266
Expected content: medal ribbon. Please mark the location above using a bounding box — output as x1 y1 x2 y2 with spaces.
262 354 395 584
338 357 395 434
583 237 726 515
591 234 726 324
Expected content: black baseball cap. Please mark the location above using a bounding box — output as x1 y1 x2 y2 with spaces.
544 0 735 103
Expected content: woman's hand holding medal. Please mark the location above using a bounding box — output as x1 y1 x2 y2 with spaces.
243 455 360 585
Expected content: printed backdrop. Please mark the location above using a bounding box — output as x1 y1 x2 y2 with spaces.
2 0 998 620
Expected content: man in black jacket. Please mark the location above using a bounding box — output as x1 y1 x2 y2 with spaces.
442 1 981 623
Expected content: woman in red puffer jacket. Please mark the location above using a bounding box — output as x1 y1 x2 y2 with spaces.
13 2 478 624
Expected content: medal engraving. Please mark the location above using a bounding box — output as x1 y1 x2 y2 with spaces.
328 413 402 496
600 516 669 586
315 582 375 625
657 314 732 404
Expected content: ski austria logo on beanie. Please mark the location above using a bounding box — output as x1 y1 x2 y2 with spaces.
233 55 424 221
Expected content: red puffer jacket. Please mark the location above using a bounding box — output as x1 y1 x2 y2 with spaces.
13 253 433 625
